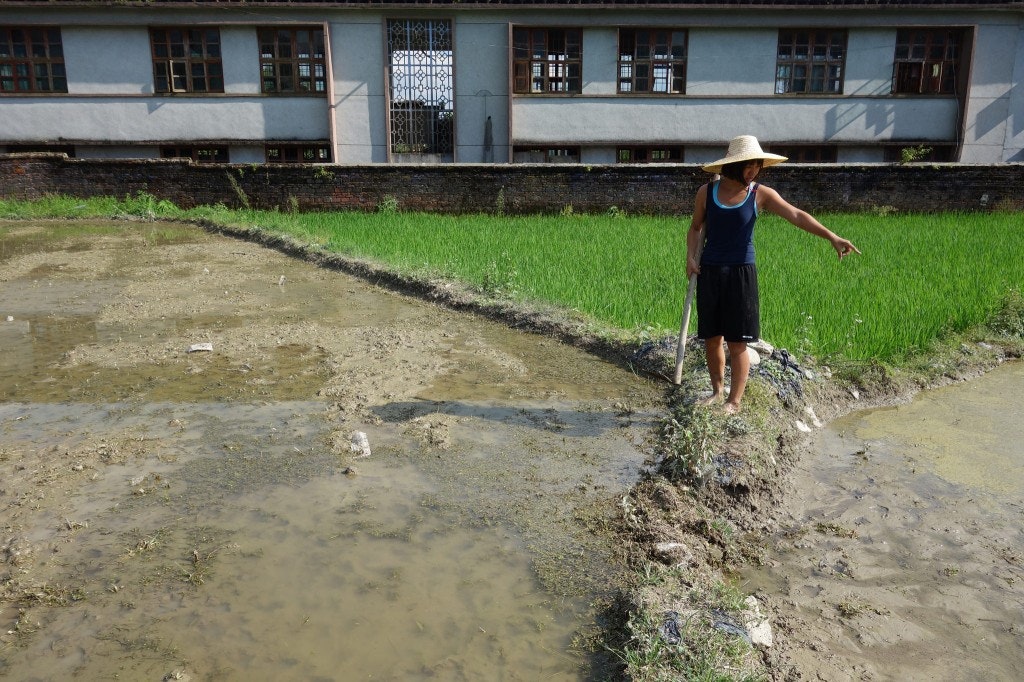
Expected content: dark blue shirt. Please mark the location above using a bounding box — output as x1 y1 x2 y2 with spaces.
700 181 758 266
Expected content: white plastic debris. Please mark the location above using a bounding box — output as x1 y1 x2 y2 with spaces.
746 347 761 366
5 316 13 322
278 275 286 286
804 405 823 428
742 596 774 648
187 343 213 353
795 420 812 433
350 431 371 458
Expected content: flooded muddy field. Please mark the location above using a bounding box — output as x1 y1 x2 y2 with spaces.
746 361 1024 681
0 220 664 680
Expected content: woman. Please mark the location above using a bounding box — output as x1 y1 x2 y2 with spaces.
686 135 860 414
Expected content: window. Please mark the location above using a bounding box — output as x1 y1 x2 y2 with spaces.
0 27 66 93
513 28 582 94
892 29 963 95
617 146 684 163
151 28 223 93
161 146 228 163
512 145 580 163
618 29 686 94
258 28 326 94
266 143 331 163
775 29 846 94
768 145 837 163
387 19 454 158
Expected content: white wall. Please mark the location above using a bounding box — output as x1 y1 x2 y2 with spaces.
329 17 386 163
2 97 329 142
63 27 152 94
961 20 1023 162
454 19 511 163
582 27 618 96
687 28 779 97
1009 17 1024 162
512 97 959 145
843 29 899 97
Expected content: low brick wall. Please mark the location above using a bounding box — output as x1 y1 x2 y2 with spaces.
1 154 1022 214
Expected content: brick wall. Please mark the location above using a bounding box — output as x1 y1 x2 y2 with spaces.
1 154 1022 214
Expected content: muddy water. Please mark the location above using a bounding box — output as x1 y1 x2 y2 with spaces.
0 221 663 680
744 362 1024 681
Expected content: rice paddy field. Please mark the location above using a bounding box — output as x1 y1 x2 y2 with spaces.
3 195 1022 362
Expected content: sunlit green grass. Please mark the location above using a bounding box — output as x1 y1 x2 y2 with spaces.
2 194 1020 362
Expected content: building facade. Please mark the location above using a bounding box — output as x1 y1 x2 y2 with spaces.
1 1 1022 166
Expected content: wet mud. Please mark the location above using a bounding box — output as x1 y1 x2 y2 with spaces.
0 220 664 680
746 362 1024 681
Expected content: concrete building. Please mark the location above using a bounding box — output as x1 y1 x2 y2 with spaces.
1 1 1021 165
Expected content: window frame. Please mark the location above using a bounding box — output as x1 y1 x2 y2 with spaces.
512 27 582 94
617 28 687 95
892 28 963 95
150 27 224 94
512 145 580 163
616 146 684 163
258 27 327 95
0 26 67 94
775 29 847 95
160 145 229 163
265 143 332 163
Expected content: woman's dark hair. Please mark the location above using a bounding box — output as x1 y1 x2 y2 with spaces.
720 159 764 183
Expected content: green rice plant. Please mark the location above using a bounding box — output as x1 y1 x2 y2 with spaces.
264 208 1021 362
3 196 1020 363
754 211 1023 360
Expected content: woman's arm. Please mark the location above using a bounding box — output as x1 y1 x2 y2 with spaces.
758 185 861 260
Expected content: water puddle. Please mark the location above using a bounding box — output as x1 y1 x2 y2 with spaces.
743 362 1024 680
0 221 664 679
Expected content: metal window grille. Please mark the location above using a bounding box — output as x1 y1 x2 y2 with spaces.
387 19 454 157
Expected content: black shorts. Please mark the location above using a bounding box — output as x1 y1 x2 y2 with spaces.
696 263 760 343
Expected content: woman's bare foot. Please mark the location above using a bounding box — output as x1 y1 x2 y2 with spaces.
723 401 741 414
697 392 723 407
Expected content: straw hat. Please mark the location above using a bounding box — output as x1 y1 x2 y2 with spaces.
701 135 787 174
